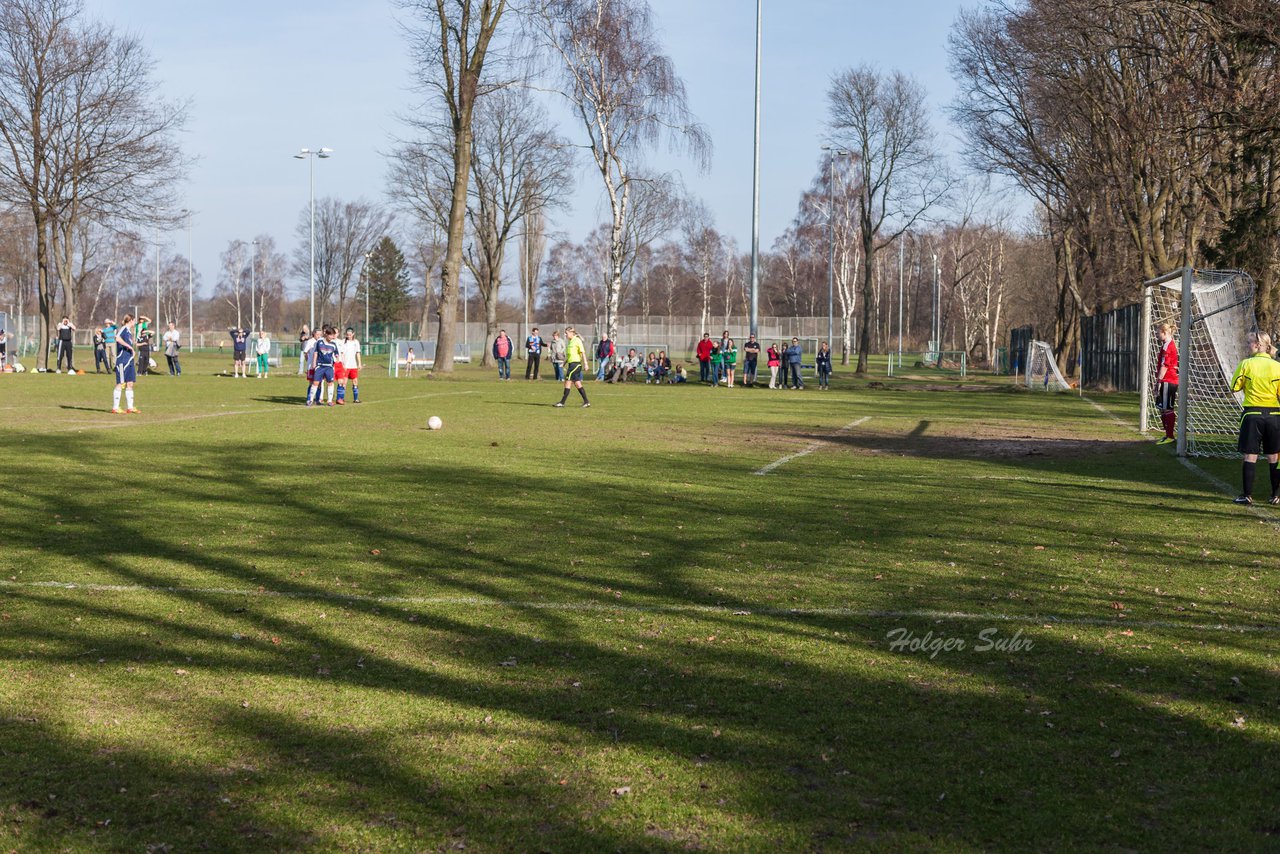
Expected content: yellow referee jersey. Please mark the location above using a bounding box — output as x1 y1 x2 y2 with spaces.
1231 354 1280 408
565 337 586 364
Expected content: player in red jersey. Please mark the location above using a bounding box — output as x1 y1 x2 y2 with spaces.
1154 323 1178 446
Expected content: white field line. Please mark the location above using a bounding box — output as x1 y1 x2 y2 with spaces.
1080 394 1280 527
46 390 480 433
754 416 872 476
3 578 1277 634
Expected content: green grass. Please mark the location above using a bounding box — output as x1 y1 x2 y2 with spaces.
1 356 1277 851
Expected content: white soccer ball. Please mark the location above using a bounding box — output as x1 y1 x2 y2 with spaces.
148 358 157 369
427 416 443 431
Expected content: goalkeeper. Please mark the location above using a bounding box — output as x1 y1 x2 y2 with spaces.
1230 331 1280 506
1154 323 1178 446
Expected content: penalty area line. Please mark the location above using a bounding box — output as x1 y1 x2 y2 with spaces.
3 579 1279 634
754 416 872 476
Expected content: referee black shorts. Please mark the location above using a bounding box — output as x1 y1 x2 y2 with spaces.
566 362 584 383
1238 408 1280 455
1156 381 1178 412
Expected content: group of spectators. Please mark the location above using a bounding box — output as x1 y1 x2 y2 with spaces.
484 327 836 390
46 317 184 377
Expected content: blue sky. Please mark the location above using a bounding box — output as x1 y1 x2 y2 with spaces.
84 0 970 297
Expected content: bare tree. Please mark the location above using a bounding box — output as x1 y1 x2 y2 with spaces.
291 198 390 328
215 239 250 329
396 0 512 373
519 205 546 324
536 0 709 339
0 0 188 369
828 66 950 373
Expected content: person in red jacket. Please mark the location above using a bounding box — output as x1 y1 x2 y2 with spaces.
493 330 514 380
1154 322 1178 446
695 333 714 384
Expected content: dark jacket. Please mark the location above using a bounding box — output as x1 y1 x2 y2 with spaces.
492 335 513 359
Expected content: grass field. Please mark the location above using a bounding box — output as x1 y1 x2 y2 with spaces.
1 355 1277 851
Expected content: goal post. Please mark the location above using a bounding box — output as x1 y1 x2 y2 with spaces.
1140 268 1256 457
1026 341 1071 391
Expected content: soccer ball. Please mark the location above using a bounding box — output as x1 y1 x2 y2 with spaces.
12 362 25 373
427 416 443 430
148 358 157 369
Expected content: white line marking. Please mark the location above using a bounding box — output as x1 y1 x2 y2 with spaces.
754 416 871 475
3 579 1276 634
1081 394 1279 527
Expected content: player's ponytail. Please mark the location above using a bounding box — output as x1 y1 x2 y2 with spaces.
1250 331 1276 357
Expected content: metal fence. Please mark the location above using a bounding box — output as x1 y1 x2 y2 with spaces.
1081 303 1140 391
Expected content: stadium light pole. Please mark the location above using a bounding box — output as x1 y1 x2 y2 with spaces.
748 0 762 340
821 146 852 350
898 236 905 365
250 240 258 333
181 210 193 351
362 250 372 343
294 147 333 330
932 252 940 355
154 234 161 328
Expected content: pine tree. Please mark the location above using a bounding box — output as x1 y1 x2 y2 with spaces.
362 236 412 326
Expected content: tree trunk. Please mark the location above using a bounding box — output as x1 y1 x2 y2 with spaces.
35 218 52 372
855 220 875 374
434 118 473 373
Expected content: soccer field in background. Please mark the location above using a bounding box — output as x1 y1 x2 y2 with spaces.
1 357 1276 851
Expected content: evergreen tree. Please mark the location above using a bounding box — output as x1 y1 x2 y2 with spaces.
361 236 412 325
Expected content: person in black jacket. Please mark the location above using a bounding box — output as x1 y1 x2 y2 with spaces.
55 316 76 372
93 327 109 373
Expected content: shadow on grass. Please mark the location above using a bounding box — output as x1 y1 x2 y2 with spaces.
0 426 1277 849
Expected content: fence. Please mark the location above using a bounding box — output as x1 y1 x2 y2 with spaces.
1080 303 1141 391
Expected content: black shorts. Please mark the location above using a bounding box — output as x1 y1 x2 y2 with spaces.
1156 381 1177 412
1237 408 1280 455
566 362 584 383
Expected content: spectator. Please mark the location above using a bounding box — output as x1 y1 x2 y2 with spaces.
785 337 804 389
620 348 640 382
672 363 688 384
255 330 272 379
137 319 155 376
525 327 544 380
102 319 117 365
695 333 713 383
709 341 723 386
657 350 671 383
767 342 782 389
492 329 514 380
0 329 6 367
743 335 761 386
816 341 832 390
644 352 658 383
229 326 249 377
163 322 182 376
550 330 566 381
297 325 311 375
723 338 738 388
55 316 76 373
93 327 109 373
594 334 615 381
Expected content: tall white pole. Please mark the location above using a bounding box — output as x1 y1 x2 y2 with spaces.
154 238 161 326
186 212 193 350
897 237 904 362
826 151 834 348
309 155 315 330
932 253 940 353
250 240 258 333
748 0 762 339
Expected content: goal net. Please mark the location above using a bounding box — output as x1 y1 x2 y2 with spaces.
1026 341 1071 391
1141 269 1256 457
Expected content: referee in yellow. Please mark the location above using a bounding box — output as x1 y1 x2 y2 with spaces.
1230 331 1280 505
554 326 591 408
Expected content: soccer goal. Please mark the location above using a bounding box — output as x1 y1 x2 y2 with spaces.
1140 268 1256 457
388 340 473 376
1026 341 1071 391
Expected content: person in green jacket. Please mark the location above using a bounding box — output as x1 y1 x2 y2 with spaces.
710 343 723 386
723 339 738 388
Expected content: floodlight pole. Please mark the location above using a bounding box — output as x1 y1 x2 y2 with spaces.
932 252 940 357
897 236 904 365
250 240 258 333
154 235 161 328
183 210 193 350
363 251 372 343
748 0 762 340
294 147 332 330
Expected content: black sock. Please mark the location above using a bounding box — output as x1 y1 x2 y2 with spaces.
578 387 588 403
1270 462 1279 497
1242 461 1256 497
559 389 570 404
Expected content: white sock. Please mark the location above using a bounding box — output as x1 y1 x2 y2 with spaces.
125 389 134 409
327 383 335 403
113 388 121 409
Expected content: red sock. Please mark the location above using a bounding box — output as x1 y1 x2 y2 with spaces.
1161 410 1175 439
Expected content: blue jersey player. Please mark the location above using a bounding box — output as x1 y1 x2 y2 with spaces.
307 326 340 407
112 313 140 414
